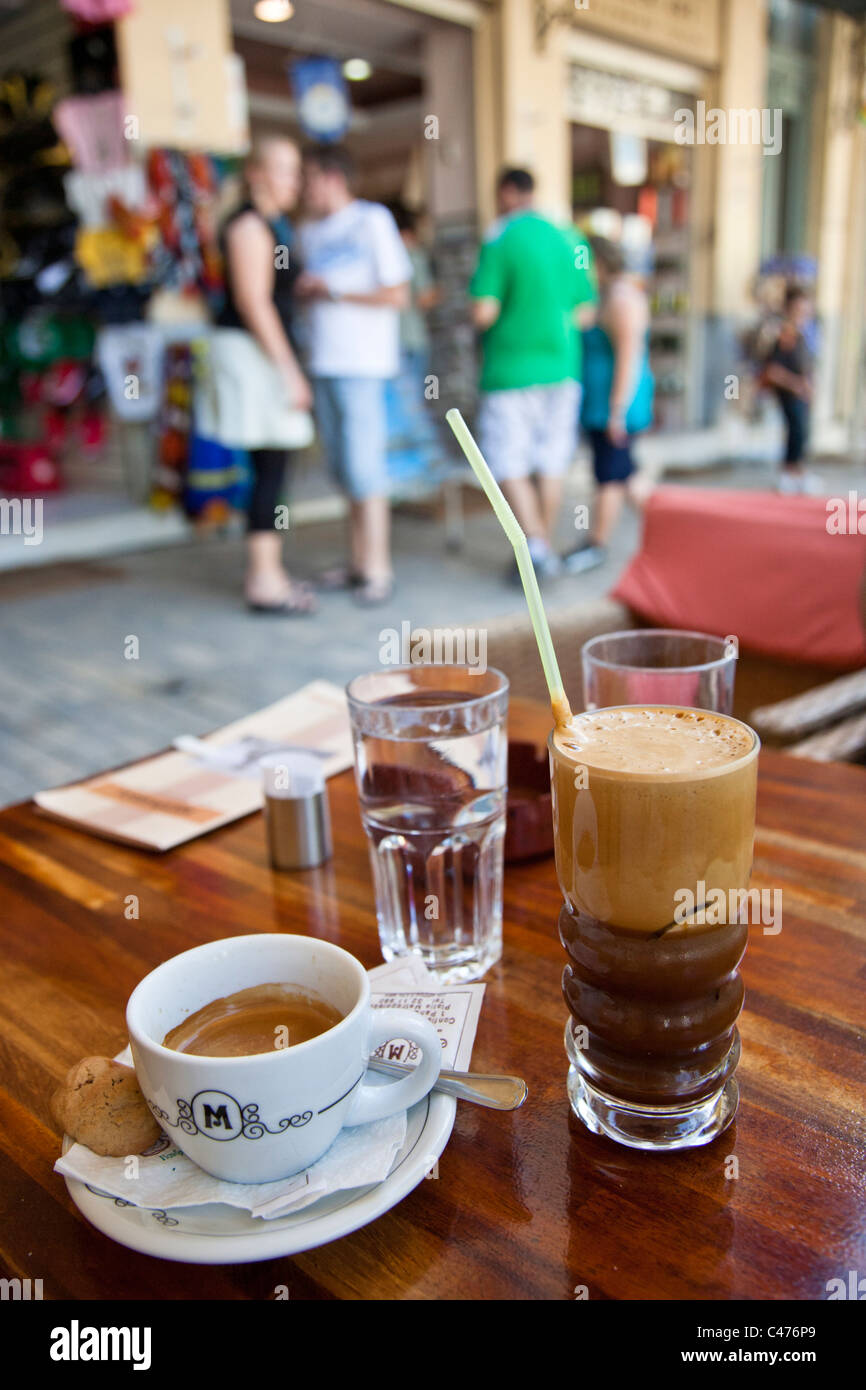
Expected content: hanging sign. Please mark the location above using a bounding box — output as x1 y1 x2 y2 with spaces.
290 58 350 144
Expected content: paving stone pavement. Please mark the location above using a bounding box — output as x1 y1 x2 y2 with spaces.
0 455 860 806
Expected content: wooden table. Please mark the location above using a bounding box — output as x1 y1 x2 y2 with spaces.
1 699 865 1301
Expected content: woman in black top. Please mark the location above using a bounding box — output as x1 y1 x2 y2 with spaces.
218 136 316 613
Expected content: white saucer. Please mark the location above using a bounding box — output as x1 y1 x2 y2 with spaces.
63 1091 456 1264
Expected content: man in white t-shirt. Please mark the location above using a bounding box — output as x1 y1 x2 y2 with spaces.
297 146 411 605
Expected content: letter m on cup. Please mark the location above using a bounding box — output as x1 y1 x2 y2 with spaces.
203 1103 231 1129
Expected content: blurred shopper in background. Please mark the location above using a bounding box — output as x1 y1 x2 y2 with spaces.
217 136 317 614
564 235 654 574
392 201 439 375
469 167 595 583
762 285 816 494
297 146 411 606
384 201 442 488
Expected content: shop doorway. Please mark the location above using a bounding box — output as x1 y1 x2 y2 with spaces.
571 121 694 432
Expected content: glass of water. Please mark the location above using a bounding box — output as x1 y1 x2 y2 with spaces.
346 665 509 984
582 630 738 715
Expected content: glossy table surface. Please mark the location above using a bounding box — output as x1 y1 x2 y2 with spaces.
1 699 864 1300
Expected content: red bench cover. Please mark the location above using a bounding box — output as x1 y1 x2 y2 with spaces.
612 487 866 669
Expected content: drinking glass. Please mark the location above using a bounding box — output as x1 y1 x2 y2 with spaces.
549 706 760 1150
346 665 509 984
582 629 738 714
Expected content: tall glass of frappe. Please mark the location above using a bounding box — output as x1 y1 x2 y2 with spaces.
549 706 760 1150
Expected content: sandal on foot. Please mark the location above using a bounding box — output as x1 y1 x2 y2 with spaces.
317 565 363 591
353 575 395 607
246 582 318 616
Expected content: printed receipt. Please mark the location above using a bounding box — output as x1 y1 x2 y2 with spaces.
369 956 485 1072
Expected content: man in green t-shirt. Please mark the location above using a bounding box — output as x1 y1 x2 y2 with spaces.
469 168 596 579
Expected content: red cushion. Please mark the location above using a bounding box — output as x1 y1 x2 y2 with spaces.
612 487 866 669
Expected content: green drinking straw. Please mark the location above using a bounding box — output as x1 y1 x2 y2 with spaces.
446 408 572 725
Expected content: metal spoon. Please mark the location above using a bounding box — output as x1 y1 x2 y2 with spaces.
368 1059 527 1110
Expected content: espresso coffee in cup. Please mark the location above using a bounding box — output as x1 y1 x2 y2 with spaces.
127 935 442 1182
549 706 759 1150
162 983 343 1057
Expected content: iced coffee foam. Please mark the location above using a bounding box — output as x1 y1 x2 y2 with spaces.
554 707 754 777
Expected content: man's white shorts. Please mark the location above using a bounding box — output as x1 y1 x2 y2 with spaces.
477 380 580 482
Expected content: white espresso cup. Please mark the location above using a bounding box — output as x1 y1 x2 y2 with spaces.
126 934 442 1183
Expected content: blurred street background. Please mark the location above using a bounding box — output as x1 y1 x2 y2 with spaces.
1 0 866 802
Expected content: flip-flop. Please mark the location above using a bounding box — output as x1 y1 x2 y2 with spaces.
317 566 363 591
353 576 395 607
246 582 318 616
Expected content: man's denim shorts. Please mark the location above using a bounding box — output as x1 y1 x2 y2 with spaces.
312 376 388 501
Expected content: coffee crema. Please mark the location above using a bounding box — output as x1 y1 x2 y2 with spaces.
554 706 754 776
162 983 343 1057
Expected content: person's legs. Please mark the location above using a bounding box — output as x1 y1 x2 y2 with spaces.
590 431 635 545
562 428 634 574
312 377 343 475
247 448 286 531
478 389 544 538
479 387 561 581
775 393 811 493
499 479 560 581
245 449 314 610
311 378 362 588
245 530 287 603
625 468 654 511
500 477 546 540
533 380 579 544
350 495 390 582
538 475 564 540
778 394 824 493
797 402 811 463
592 482 628 546
336 377 392 598
782 394 808 467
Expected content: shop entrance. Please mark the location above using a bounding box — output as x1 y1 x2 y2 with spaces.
0 0 478 567
571 120 694 432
